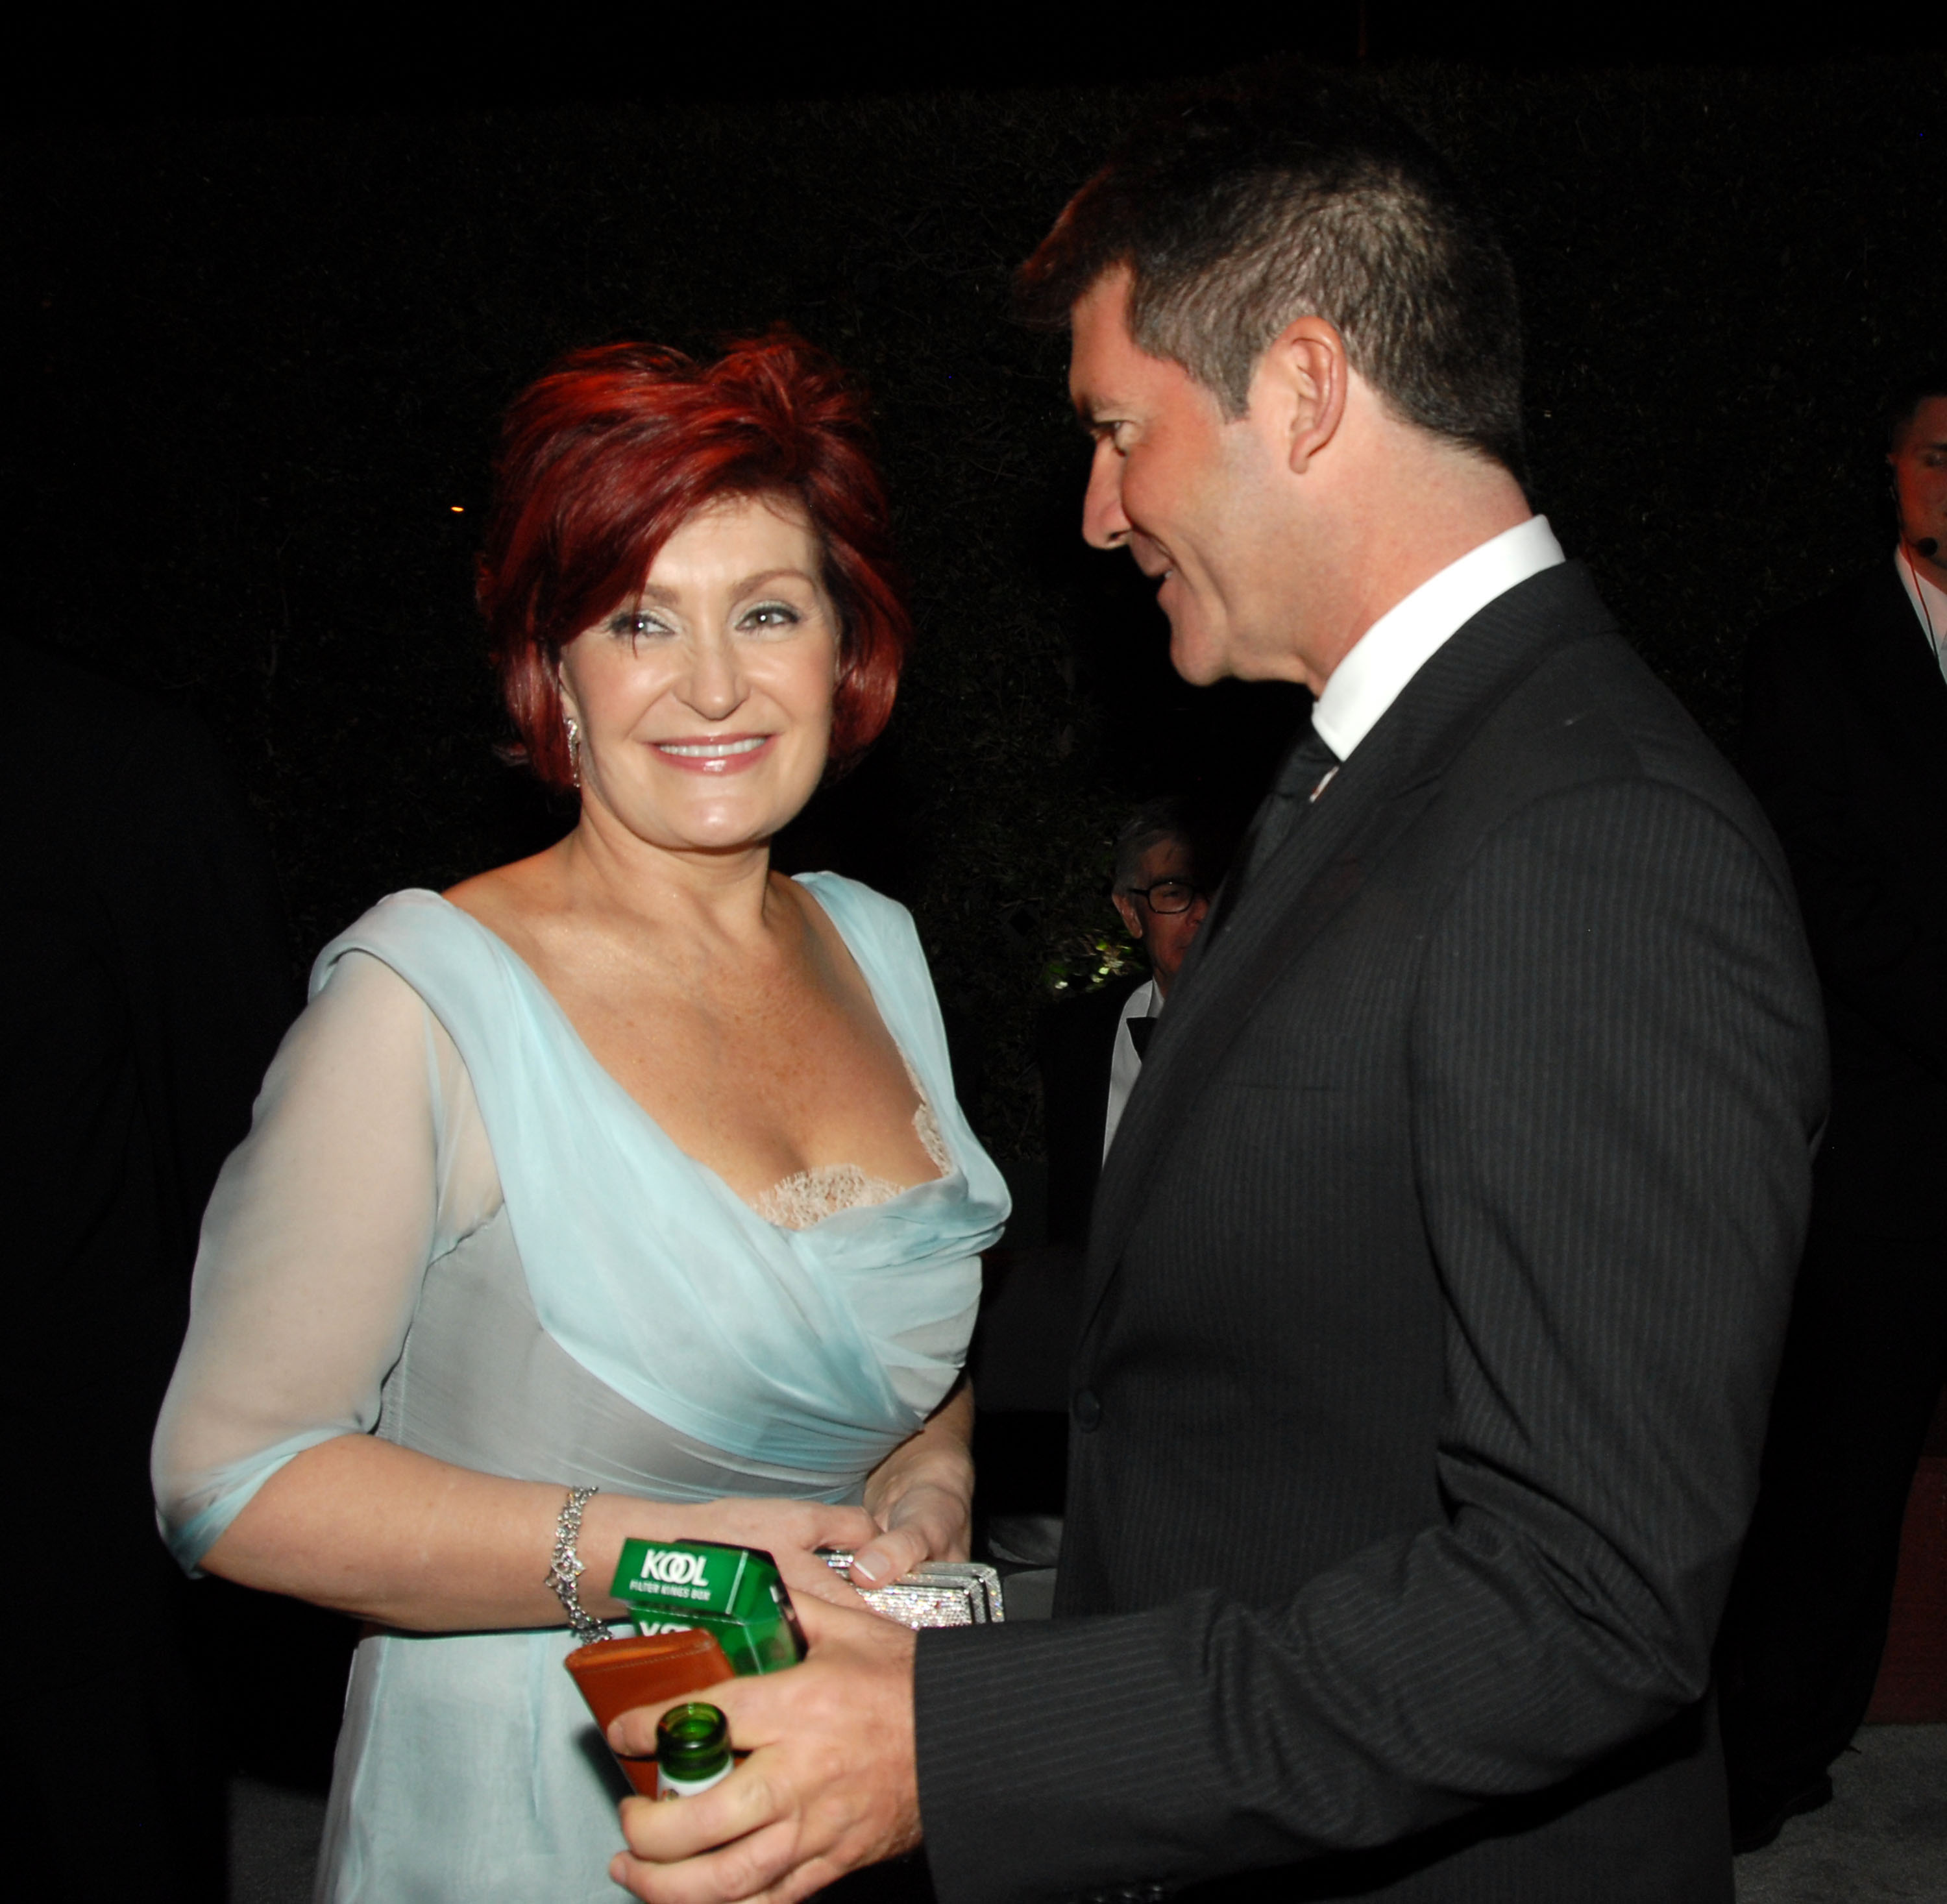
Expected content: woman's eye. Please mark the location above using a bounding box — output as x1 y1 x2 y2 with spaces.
741 602 802 631
608 612 671 645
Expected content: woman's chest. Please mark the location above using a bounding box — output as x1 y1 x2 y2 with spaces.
552 968 936 1199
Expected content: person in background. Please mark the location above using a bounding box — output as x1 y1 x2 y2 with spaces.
151 330 1008 1904
1 640 291 1903
975 799 1212 1578
1717 371 1947 1851
1039 797 1209 1252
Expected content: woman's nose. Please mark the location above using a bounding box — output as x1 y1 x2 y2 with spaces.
680 636 749 722
1081 441 1132 552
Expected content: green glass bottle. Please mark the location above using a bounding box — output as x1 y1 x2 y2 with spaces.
655 1702 733 1800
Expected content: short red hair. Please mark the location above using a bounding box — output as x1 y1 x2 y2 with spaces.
478 326 909 790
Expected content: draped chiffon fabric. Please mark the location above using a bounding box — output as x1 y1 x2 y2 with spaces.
153 873 1007 1903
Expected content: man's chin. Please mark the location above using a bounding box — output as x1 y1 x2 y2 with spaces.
1167 621 1231 687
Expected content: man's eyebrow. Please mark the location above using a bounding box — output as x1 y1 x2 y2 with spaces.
1070 391 1116 432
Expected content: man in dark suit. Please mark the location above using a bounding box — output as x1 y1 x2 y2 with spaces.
609 79 1824 1904
1715 374 1947 1848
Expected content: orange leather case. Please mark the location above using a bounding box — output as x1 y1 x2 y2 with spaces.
565 1629 737 1798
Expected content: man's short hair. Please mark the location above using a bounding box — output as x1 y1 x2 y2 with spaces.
1885 371 1947 452
1113 798 1194 894
1017 75 1526 477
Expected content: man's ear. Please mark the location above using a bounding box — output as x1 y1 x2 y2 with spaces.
1111 890 1145 944
1256 316 1349 476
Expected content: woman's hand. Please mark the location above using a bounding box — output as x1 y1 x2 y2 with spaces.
585 1493 879 1616
851 1378 975 1588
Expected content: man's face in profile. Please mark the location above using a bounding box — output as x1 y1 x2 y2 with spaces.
1112 836 1208 994
1068 270 1290 688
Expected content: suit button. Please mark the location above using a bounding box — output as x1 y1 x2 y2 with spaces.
1072 1387 1102 1432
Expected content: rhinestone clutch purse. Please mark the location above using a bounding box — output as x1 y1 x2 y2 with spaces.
820 1551 1005 1626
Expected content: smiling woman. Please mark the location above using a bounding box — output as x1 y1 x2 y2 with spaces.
480 332 907 790
557 496 844 862
150 330 1008 1903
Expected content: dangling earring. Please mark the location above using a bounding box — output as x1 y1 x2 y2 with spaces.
563 713 582 789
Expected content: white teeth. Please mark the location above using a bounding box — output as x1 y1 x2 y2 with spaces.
657 737 767 759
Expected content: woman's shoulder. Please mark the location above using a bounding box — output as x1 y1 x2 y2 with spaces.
309 889 503 1003
790 872 923 960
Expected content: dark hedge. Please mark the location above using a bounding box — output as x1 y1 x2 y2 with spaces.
7 59 1943 1164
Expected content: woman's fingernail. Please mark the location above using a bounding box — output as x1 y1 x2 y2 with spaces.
852 1550 888 1583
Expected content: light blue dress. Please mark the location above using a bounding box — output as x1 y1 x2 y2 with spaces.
152 875 1009 1903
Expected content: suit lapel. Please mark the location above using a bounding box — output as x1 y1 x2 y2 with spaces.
1846 564 1947 785
1079 565 1610 1337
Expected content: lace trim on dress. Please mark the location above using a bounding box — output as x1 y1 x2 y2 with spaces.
750 1093 951 1232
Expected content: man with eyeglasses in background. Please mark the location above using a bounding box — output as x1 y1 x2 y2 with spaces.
1038 801 1211 1254
975 799 1211 1578
1088 798 1211 1182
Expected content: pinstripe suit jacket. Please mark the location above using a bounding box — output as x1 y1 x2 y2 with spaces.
916 565 1826 1902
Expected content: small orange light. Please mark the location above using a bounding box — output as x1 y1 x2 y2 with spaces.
450 505 465 513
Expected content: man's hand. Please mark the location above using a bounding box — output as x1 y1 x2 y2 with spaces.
608 1594 922 1904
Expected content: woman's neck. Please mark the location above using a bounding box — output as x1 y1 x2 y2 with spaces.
550 805 783 952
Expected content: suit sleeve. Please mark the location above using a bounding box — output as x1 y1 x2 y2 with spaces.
1742 620 1947 1082
914 779 1823 1902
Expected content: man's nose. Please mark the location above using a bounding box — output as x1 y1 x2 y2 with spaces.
1081 441 1131 551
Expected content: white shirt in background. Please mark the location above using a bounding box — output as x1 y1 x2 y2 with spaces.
1102 977 1160 1162
1894 546 1947 687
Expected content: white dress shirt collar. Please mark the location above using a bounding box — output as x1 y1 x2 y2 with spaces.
1310 515 1566 762
1893 545 1947 683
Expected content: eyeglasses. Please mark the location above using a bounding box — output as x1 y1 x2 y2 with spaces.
1124 878 1201 915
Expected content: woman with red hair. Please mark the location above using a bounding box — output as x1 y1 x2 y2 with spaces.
153 330 1008 1901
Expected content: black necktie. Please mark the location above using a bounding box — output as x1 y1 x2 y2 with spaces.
1207 726 1341 939
1127 1015 1157 1060
1241 727 1340 880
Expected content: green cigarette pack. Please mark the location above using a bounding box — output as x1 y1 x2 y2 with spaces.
609 1539 805 1676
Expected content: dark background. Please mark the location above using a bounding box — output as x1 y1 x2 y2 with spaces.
6 14 1945 1171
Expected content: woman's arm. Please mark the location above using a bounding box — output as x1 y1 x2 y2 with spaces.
201 1435 877 1629
156 952 877 1631
850 1376 975 1585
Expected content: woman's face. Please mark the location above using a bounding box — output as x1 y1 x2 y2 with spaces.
557 493 840 859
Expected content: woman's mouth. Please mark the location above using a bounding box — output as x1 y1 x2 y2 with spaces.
652 734 774 773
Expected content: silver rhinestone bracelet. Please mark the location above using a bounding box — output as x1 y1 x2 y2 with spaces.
545 1484 609 1644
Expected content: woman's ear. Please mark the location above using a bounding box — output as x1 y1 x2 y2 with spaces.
552 655 581 726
